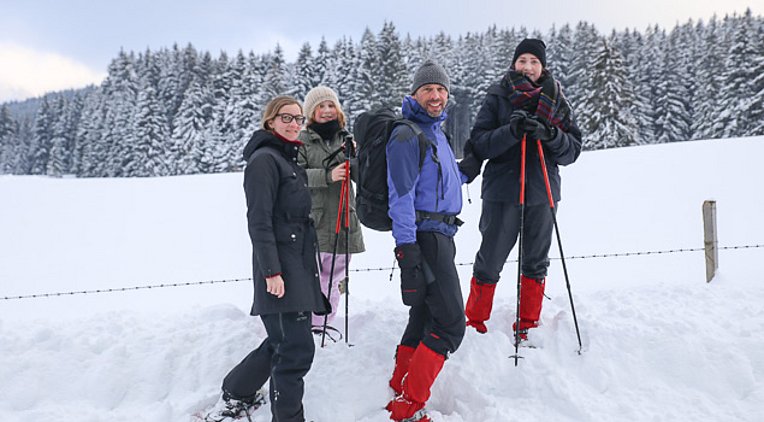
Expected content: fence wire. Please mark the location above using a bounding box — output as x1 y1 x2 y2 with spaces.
2 244 761 301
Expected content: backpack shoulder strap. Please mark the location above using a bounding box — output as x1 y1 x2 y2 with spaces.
393 119 435 170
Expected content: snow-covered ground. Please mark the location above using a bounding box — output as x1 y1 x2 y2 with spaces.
1 137 763 422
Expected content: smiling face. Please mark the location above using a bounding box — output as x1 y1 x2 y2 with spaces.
514 53 543 83
268 103 303 141
311 100 338 124
412 83 448 117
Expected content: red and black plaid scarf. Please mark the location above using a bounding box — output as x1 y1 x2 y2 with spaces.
502 69 572 132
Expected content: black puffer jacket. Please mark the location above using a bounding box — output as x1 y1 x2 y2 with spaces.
470 74 583 205
243 129 328 316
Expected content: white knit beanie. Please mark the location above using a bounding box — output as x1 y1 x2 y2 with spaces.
303 86 340 121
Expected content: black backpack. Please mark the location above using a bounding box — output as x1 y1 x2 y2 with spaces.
353 108 437 232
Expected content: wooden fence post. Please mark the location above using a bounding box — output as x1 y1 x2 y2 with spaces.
703 200 718 283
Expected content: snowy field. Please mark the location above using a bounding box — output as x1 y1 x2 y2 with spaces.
1 137 763 422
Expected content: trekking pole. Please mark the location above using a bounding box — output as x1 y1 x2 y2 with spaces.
342 147 352 345
536 140 583 354
321 163 349 348
510 134 527 366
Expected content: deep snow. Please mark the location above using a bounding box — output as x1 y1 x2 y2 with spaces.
1 137 763 421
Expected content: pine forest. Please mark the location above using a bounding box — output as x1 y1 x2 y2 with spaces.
0 10 762 177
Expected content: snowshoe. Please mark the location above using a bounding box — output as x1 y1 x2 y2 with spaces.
398 408 431 422
312 324 343 343
200 389 266 422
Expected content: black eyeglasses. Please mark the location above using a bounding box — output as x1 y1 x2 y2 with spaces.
275 113 306 125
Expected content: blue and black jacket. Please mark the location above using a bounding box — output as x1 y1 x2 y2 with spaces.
386 96 468 246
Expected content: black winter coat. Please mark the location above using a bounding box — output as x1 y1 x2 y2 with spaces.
243 130 328 316
470 76 583 205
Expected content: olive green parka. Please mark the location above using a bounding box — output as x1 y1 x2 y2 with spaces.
297 126 365 255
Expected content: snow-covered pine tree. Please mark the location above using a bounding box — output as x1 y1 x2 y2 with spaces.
0 105 16 174
654 23 693 144
749 18 764 136
208 51 240 173
263 45 288 100
719 9 759 138
377 21 408 109
172 74 214 175
292 42 316 100
130 50 171 176
99 50 140 177
326 37 357 125
349 28 381 115
547 24 574 90
46 96 69 177
585 38 640 149
314 38 331 88
28 96 54 175
632 25 666 143
691 17 724 140
567 22 601 142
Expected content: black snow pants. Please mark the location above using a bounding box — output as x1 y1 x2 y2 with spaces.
473 200 555 283
222 311 314 422
400 231 466 357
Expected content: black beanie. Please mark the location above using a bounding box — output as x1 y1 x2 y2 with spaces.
512 38 547 68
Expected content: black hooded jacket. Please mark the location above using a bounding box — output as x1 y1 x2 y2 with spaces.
470 74 583 205
243 129 328 316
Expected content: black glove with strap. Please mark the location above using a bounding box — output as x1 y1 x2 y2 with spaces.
526 116 557 142
458 139 482 183
394 243 427 306
508 110 532 139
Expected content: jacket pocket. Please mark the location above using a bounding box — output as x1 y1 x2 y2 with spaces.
274 223 303 245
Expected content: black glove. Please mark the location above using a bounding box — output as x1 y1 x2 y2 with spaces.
459 154 482 183
394 243 427 306
458 140 482 183
527 116 557 142
509 110 532 139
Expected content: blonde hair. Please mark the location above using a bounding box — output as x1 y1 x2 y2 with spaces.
308 103 346 129
303 86 346 129
261 96 303 130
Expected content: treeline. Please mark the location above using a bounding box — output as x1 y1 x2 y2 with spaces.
1 10 762 177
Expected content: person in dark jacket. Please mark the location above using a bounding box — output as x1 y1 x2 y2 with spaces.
385 60 469 422
298 86 365 336
462 39 583 341
204 96 328 422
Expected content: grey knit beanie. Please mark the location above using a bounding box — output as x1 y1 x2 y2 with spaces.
303 86 340 120
411 59 450 94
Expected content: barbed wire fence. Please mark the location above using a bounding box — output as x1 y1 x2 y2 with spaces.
2 244 761 301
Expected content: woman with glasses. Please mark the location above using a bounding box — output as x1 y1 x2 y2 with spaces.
202 95 328 422
297 86 365 340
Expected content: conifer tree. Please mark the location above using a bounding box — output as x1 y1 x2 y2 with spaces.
377 22 408 109
293 42 316 99
0 105 16 174
585 39 640 149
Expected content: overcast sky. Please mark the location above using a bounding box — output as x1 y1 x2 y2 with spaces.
0 0 758 103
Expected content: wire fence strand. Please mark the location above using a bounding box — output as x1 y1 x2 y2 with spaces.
3 244 761 301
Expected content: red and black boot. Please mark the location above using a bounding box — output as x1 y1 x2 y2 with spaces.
386 343 445 422
465 276 497 334
513 275 545 340
389 344 417 395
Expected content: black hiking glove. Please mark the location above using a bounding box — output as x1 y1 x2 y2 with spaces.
509 110 532 139
509 110 536 139
526 116 557 142
394 243 427 306
458 140 482 183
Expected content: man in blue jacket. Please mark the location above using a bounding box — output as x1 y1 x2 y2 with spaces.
385 60 468 422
